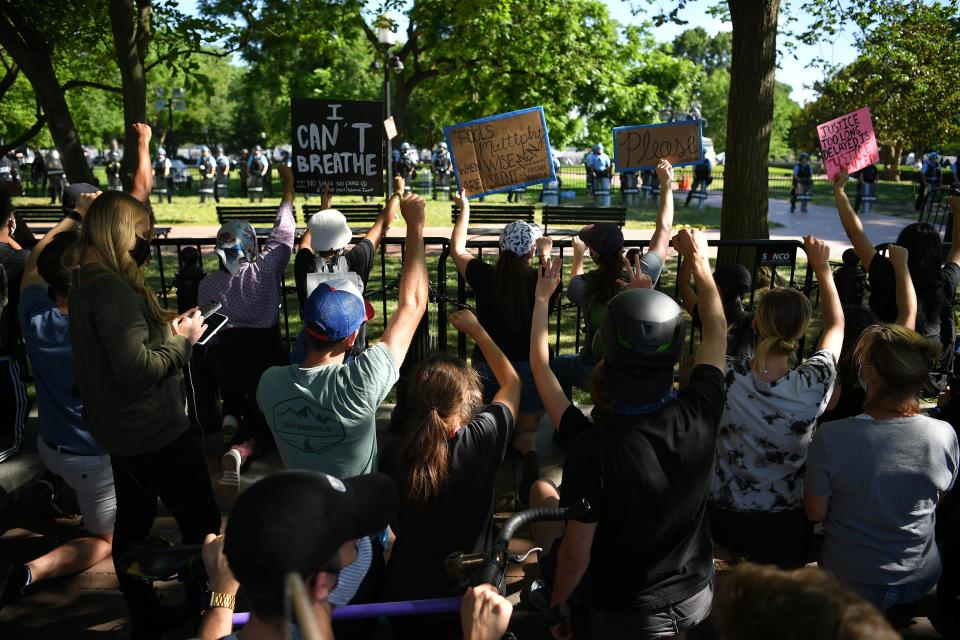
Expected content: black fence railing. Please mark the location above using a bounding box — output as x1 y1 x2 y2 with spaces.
149 236 815 361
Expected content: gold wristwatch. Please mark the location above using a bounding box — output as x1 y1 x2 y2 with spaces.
202 591 236 611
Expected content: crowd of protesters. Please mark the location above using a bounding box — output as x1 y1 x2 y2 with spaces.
0 122 959 640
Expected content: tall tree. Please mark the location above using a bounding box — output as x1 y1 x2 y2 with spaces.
791 2 960 179
720 0 780 247
0 0 101 182
672 26 732 74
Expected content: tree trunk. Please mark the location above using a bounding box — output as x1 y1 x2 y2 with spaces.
0 4 94 184
719 0 780 263
109 0 151 191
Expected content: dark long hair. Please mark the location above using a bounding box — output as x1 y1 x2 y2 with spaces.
493 250 536 331
402 354 483 509
584 250 624 309
896 222 943 292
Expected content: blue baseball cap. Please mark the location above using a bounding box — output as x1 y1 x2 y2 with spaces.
304 277 374 342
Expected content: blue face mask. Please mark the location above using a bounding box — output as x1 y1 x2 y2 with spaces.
327 536 372 607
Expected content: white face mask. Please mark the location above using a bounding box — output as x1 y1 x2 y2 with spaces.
327 536 372 607
8 219 15 237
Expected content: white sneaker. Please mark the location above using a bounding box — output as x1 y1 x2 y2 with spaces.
220 449 241 485
222 414 239 444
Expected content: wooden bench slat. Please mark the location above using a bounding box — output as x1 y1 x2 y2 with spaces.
449 204 535 225
542 206 626 234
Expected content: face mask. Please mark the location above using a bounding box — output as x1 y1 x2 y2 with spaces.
129 235 150 266
327 536 372 607
216 241 247 275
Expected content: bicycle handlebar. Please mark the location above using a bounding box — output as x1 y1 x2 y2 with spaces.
478 499 590 588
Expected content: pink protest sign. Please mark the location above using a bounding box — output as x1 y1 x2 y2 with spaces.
817 107 880 181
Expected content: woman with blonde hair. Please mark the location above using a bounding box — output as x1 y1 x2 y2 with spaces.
380 309 519 638
710 236 844 568
805 324 959 610
68 191 221 636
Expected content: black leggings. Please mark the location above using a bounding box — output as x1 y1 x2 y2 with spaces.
110 429 221 616
206 325 288 452
708 503 813 569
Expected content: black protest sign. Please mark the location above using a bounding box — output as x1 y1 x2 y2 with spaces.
291 99 384 196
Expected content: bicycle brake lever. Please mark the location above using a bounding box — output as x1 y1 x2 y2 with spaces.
508 547 542 564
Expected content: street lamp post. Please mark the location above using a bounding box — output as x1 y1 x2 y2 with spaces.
376 18 404 199
154 87 186 154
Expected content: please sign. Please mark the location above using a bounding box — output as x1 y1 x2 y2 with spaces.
614 120 704 171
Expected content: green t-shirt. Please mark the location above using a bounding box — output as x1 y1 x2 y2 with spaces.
257 342 398 478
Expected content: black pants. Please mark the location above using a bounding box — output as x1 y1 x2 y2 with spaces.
206 326 287 452
110 430 221 617
708 503 813 569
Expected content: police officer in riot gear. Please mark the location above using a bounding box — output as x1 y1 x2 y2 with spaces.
589 143 612 205
395 142 417 193
790 152 813 213
214 145 230 201
46 149 65 204
247 145 268 202
153 147 173 203
106 149 123 191
198 146 216 203
916 151 942 211
583 145 597 195
432 141 452 200
685 156 713 207
853 163 878 214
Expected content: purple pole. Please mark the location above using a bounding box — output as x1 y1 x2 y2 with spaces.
231 596 462 627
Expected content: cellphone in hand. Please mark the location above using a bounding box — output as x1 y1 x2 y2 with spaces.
197 312 228 346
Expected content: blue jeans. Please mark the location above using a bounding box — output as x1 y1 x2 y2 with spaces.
842 568 941 611
474 359 544 413
551 353 595 399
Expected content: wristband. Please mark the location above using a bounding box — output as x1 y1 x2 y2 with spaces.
201 591 236 611
66 211 83 223
391 192 402 203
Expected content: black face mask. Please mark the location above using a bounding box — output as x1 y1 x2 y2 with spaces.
129 235 150 267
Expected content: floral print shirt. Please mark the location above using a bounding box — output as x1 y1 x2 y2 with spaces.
711 350 836 512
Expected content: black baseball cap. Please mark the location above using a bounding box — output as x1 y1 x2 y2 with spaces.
62 183 100 215
224 471 398 597
579 223 624 257
599 288 685 402
714 264 752 296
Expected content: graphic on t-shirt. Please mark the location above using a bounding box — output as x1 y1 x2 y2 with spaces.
273 398 345 454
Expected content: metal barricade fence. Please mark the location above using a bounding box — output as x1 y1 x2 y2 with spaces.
147 236 814 360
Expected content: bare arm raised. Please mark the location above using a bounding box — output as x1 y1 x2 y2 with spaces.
379 193 429 359
674 229 725 372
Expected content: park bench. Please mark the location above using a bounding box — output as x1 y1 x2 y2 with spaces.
542 205 626 236
449 203 535 235
216 205 297 235
302 203 383 234
17 205 169 238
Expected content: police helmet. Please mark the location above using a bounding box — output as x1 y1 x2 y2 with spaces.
157 147 166 157
799 152 809 161
439 142 448 150
401 142 411 151
929 152 940 162
200 145 210 154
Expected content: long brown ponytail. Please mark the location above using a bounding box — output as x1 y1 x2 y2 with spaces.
402 354 483 509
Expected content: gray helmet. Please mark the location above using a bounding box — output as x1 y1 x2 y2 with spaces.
438 142 447 150
599 289 685 401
